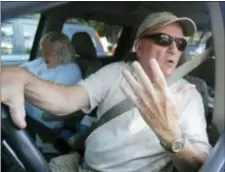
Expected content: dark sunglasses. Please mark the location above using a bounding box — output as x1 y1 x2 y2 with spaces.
140 33 187 52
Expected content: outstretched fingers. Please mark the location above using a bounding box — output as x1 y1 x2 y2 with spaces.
131 61 157 101
122 69 152 108
149 59 169 96
120 80 154 124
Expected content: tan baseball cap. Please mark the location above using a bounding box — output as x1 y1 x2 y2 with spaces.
136 12 197 38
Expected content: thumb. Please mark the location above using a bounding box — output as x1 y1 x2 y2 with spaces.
9 95 27 129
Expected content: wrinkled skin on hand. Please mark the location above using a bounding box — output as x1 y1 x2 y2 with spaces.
1 67 27 128
121 59 195 145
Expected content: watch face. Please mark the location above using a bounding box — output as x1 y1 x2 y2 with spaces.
171 140 184 153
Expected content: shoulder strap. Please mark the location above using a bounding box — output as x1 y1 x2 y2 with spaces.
91 98 134 130
68 98 134 150
167 49 210 85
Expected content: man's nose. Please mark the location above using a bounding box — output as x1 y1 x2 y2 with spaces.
168 41 179 54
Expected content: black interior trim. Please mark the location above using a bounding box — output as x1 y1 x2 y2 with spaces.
30 14 47 61
114 27 135 59
1 2 68 21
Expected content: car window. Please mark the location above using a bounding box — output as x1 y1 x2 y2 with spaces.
184 31 212 58
1 14 40 66
62 18 122 58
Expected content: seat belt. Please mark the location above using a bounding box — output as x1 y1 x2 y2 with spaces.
69 99 135 150
167 49 210 85
70 49 211 150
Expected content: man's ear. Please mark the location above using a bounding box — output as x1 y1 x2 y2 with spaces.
134 39 141 52
134 39 142 57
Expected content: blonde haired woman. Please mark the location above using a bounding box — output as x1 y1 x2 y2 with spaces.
22 32 82 129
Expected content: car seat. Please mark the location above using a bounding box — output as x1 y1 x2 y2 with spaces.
178 48 210 120
178 41 218 146
71 32 102 78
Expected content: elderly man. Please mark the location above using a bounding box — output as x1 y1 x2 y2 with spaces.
2 12 211 172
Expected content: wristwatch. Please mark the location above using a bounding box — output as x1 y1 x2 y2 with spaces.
160 134 186 153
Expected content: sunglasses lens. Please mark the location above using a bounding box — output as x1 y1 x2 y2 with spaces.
175 38 187 51
154 34 173 46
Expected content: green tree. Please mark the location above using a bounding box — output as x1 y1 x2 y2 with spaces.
76 19 121 43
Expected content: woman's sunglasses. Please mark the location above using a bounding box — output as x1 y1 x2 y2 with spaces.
140 33 187 52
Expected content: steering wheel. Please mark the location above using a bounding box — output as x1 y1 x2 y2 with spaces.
1 104 52 172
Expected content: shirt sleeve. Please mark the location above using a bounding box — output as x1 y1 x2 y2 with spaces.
55 63 82 86
180 89 212 155
20 57 44 73
77 62 123 114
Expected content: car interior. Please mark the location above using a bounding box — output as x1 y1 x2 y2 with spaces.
1 2 225 172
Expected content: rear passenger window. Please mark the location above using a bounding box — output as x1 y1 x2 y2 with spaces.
1 14 40 66
62 18 122 58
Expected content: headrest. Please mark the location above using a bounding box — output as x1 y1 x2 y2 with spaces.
71 32 97 59
123 52 138 62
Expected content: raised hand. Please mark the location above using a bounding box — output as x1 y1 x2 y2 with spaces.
121 59 195 145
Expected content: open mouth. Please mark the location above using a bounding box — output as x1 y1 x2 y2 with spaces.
166 60 175 64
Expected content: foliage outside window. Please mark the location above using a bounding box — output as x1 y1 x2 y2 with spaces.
63 18 122 56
